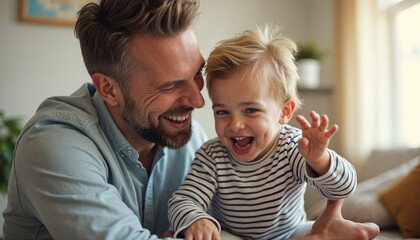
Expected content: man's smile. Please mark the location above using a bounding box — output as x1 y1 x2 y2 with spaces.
165 114 190 122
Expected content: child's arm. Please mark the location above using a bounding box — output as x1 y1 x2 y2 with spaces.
168 145 221 239
168 170 220 239
294 111 356 200
295 111 338 176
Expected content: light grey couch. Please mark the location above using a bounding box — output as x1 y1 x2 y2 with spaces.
221 147 420 240
306 147 420 240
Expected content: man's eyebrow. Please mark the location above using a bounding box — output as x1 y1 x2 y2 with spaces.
158 62 206 89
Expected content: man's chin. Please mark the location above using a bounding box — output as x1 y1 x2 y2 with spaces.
163 129 192 149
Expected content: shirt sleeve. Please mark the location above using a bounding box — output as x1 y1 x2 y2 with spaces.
168 146 221 238
304 149 357 200
9 122 180 240
284 127 357 201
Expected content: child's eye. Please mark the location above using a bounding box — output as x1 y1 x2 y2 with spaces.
215 110 228 115
245 108 258 113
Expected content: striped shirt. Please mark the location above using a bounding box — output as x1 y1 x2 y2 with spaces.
168 125 357 240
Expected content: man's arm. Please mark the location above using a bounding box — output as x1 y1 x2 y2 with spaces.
293 200 380 240
5 123 174 240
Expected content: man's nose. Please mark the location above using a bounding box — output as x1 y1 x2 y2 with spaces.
179 80 205 108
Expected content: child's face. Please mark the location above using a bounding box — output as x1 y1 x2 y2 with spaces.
210 69 291 163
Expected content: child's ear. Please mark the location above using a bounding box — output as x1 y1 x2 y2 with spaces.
92 73 121 107
279 100 295 124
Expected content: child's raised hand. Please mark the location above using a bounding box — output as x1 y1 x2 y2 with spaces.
295 111 338 175
184 218 220 240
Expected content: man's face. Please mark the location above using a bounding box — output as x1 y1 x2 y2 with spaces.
122 28 205 148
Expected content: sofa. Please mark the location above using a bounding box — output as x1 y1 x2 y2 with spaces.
219 147 420 240
306 146 420 239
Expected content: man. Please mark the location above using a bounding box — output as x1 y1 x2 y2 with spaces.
3 0 379 239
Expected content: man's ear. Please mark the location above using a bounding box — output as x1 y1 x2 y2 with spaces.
92 73 121 107
279 100 296 124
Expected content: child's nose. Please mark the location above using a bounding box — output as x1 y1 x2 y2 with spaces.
229 115 246 131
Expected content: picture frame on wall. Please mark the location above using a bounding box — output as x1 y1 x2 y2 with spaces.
19 0 97 27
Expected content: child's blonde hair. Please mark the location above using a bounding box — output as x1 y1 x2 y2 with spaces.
205 25 301 109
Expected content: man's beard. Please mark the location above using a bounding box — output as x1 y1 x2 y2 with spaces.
122 93 192 149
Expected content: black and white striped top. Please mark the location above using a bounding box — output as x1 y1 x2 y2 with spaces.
168 125 357 240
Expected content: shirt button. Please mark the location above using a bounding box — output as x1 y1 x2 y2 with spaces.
127 150 133 156
120 153 125 157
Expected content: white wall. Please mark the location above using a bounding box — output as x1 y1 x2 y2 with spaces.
0 0 335 140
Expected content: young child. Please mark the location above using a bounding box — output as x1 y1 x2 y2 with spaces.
168 25 357 240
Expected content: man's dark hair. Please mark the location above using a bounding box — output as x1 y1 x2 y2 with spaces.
74 0 199 86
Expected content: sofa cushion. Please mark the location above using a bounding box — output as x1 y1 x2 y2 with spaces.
307 155 419 229
379 161 420 238
360 147 420 182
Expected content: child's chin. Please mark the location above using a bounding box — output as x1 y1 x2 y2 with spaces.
233 153 256 163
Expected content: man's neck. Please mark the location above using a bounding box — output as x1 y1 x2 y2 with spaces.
137 144 157 176
107 106 158 175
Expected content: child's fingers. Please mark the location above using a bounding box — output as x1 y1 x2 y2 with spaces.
325 124 339 138
185 233 194 240
310 111 320 129
298 137 309 156
298 137 309 148
319 114 329 132
295 115 311 130
212 231 221 240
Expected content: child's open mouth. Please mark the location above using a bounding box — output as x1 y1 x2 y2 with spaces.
231 137 254 152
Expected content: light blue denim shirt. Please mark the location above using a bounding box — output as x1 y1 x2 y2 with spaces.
3 83 207 240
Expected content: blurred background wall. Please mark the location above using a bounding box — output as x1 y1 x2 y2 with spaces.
0 0 335 140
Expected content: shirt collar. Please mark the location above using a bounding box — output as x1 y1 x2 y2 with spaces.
92 91 135 157
92 89 167 166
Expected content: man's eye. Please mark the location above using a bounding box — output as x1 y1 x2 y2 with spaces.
194 71 203 79
194 72 204 90
162 86 175 91
162 83 181 91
